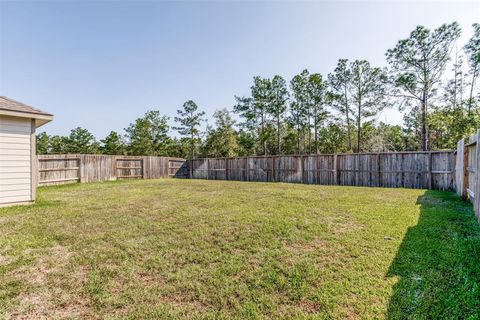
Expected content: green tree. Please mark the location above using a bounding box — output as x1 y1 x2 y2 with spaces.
316 121 348 154
234 77 272 155
361 122 406 152
402 106 422 151
125 111 171 156
36 132 50 154
49 135 69 154
464 23 480 114
328 59 354 151
290 70 310 154
386 22 461 150
100 131 125 155
174 100 205 159
428 106 480 150
267 75 289 155
307 73 329 153
202 109 239 157
66 127 99 154
442 47 466 111
349 60 388 152
237 129 256 156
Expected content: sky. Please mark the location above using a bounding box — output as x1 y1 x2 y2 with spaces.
0 0 479 138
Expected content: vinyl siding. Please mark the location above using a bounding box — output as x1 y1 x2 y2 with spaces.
0 115 32 204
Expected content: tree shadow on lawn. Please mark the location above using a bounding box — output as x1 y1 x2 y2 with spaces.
386 190 480 319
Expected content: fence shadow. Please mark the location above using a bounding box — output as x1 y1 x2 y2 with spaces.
386 190 480 319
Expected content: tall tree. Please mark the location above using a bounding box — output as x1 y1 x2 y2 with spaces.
328 59 353 151
464 23 480 114
267 75 289 154
317 121 348 154
100 131 125 155
251 77 271 155
307 73 329 153
386 22 461 150
66 127 99 154
49 135 69 154
234 77 272 155
125 111 171 156
349 60 388 152
202 109 239 157
174 100 205 159
443 47 465 111
36 132 50 154
290 70 310 153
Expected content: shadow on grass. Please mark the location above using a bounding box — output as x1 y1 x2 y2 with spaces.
387 190 480 319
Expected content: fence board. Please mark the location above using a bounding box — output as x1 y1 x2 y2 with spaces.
474 130 480 221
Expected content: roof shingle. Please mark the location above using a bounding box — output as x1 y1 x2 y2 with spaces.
0 96 53 117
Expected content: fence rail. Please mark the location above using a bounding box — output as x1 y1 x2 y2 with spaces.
186 151 456 191
37 154 187 186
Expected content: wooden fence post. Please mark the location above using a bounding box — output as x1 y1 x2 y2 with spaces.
271 156 275 182
377 153 381 187
455 139 464 196
206 159 209 180
142 157 147 179
335 154 340 185
189 159 193 179
225 158 229 181
474 129 480 221
463 143 469 200
332 154 338 184
79 154 84 183
428 152 433 190
302 155 306 184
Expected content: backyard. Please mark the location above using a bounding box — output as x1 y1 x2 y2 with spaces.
0 179 479 319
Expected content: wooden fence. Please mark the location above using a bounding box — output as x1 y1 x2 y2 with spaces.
186 151 455 191
36 142 480 222
455 129 480 222
37 154 187 186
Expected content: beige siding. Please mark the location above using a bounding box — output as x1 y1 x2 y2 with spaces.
0 115 32 204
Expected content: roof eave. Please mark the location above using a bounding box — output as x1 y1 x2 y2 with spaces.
0 109 54 128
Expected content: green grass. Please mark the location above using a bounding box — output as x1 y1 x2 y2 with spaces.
0 179 479 319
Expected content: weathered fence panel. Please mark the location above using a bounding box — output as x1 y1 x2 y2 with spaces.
116 157 143 180
82 155 116 183
38 155 185 186
37 154 81 186
475 130 480 221
185 151 456 191
456 130 480 221
168 158 187 178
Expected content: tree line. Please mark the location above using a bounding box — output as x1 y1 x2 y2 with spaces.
37 22 480 158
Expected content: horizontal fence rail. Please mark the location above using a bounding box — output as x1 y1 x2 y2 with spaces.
186 151 456 191
37 154 187 186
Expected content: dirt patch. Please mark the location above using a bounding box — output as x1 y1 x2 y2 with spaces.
285 237 329 254
299 299 323 313
5 245 91 319
0 253 10 266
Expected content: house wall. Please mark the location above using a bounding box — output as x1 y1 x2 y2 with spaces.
0 115 33 205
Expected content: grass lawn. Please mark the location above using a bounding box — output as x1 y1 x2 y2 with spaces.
1 179 479 319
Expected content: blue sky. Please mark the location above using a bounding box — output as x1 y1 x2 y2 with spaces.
1 0 479 138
